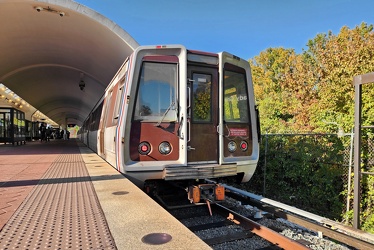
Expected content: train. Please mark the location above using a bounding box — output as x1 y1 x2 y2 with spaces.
78 45 260 203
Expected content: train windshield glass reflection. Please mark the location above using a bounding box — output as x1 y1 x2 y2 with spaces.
134 62 177 122
223 70 249 123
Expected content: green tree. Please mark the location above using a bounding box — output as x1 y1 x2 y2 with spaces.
251 48 300 133
304 22 374 131
250 22 374 231
252 22 374 133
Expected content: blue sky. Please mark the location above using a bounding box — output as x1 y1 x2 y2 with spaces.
76 0 374 60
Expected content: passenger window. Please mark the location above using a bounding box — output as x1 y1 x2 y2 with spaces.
224 70 249 123
113 61 129 124
104 91 112 125
113 85 123 124
134 62 177 122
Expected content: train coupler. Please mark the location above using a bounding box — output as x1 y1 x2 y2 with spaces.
187 184 225 204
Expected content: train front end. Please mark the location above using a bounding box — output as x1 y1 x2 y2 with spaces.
118 45 260 200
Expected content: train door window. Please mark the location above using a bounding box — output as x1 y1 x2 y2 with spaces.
134 62 177 122
192 73 212 122
223 66 252 157
223 70 249 123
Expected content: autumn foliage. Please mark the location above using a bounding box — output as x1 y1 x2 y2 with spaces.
249 22 374 231
251 22 374 133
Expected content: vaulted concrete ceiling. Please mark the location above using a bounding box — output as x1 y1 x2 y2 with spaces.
0 0 139 127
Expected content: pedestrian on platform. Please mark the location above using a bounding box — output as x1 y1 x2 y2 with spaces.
46 126 51 141
39 123 46 142
63 129 67 140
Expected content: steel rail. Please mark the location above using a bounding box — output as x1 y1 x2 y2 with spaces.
223 184 374 250
212 203 309 250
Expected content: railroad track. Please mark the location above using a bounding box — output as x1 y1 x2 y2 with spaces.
223 184 374 250
154 182 374 249
167 201 309 249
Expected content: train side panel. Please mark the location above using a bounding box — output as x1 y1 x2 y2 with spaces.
88 130 98 152
99 58 131 169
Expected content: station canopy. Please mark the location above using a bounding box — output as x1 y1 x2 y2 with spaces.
0 0 139 127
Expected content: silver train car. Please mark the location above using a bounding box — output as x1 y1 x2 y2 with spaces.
79 45 260 202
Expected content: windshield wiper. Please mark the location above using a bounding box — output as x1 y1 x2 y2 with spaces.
155 101 175 127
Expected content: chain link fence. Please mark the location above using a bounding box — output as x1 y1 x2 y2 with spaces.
243 131 374 226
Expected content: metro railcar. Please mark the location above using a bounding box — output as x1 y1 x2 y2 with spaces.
79 45 260 202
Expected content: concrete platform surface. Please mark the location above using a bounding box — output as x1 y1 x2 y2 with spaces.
0 139 211 250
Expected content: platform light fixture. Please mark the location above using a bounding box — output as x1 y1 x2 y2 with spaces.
35 6 66 17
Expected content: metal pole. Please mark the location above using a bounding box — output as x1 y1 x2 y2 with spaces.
345 127 354 224
353 79 362 229
30 109 39 141
263 133 268 196
352 72 374 229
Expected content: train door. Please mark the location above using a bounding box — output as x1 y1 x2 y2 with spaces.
99 84 119 159
187 66 219 163
99 90 113 156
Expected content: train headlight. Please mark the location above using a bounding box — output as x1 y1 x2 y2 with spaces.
240 141 248 151
228 141 237 152
138 142 151 155
159 141 172 155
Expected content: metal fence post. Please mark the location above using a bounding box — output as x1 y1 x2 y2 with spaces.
352 72 374 229
345 127 354 224
353 76 362 229
263 133 268 196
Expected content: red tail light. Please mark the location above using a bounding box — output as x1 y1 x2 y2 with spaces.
138 142 151 155
240 141 248 151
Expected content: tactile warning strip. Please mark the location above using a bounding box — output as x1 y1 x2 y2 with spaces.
0 150 116 249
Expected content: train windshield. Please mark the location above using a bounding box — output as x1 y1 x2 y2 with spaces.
223 70 250 123
134 62 178 122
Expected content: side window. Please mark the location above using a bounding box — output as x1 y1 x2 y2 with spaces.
90 102 103 131
113 62 129 125
134 62 177 122
104 90 113 126
113 84 123 125
224 70 249 123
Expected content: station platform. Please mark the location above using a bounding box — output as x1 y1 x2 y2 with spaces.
0 139 211 250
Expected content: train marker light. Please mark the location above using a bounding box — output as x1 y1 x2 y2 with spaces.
240 141 248 151
228 141 237 152
159 142 171 155
138 142 151 155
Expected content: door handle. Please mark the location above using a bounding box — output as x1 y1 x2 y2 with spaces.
187 119 191 142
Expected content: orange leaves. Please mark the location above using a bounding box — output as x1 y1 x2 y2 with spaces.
251 22 374 133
